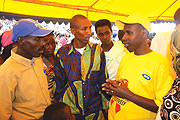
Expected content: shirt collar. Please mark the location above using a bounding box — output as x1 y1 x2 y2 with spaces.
11 47 37 67
68 40 92 55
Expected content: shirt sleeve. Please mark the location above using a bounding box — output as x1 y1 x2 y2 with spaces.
154 60 174 106
97 47 110 109
53 51 68 102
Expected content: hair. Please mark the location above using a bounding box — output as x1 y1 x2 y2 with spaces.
70 14 87 28
0 44 13 61
43 102 70 120
174 8 180 25
95 19 112 33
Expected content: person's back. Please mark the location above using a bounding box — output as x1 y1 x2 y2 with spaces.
150 30 174 63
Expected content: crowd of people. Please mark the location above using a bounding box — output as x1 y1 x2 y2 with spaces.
0 8 179 120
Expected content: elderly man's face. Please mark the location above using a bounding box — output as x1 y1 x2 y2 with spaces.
19 35 45 59
121 24 144 52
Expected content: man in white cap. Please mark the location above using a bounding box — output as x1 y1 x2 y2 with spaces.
102 13 175 120
0 19 53 120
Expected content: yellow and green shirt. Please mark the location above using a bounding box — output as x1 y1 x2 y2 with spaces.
54 42 110 120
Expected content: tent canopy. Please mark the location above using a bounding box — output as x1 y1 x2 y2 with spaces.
0 0 180 22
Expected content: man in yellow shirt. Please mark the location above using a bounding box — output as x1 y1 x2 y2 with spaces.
0 19 53 119
102 13 174 120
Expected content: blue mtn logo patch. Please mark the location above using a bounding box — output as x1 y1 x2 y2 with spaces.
142 74 151 80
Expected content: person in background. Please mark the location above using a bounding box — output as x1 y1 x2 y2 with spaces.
43 102 76 120
42 32 56 102
150 8 180 78
60 34 68 46
0 19 53 119
89 32 100 44
53 14 110 120
155 22 180 120
0 30 17 65
95 19 129 80
102 13 174 120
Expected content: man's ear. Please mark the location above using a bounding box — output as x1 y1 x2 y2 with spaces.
142 29 148 39
71 28 75 35
17 36 23 45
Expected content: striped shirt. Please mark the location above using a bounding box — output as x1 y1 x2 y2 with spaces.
54 41 110 119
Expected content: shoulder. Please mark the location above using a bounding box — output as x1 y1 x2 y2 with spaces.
88 42 103 51
152 30 174 41
150 51 169 62
113 40 128 51
56 44 71 56
0 57 18 80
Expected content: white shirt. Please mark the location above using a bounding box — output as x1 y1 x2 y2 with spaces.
103 41 128 80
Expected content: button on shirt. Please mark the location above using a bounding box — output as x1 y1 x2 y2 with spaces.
0 47 51 120
54 42 110 117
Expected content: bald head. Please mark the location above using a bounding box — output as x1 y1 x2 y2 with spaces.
174 8 180 25
70 15 88 28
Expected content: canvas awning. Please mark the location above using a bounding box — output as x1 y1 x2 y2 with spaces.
0 0 180 22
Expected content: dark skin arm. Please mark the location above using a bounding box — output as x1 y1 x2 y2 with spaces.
102 79 158 113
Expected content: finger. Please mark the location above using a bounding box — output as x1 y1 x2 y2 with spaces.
117 78 124 83
106 90 114 95
107 80 119 88
102 82 110 87
120 80 127 87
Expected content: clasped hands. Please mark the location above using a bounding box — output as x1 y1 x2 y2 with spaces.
102 79 133 100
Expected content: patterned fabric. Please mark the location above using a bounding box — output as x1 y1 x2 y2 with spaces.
53 41 110 120
160 78 180 120
60 36 68 46
42 57 55 100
